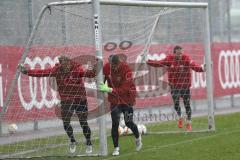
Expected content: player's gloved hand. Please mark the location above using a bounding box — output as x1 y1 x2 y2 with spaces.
17 64 28 74
98 82 113 93
89 57 102 75
202 61 213 72
201 64 206 72
141 54 149 63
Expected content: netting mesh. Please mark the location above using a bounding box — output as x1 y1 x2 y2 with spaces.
0 2 211 158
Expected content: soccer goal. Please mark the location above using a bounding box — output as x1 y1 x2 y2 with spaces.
0 0 214 158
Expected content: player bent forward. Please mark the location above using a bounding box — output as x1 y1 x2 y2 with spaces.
99 54 142 156
18 55 95 154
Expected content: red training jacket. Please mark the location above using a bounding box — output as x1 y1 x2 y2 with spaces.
26 61 95 102
103 62 136 105
147 54 204 89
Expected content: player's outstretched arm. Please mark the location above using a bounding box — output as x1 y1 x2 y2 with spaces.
189 60 205 72
17 64 28 74
18 63 56 77
147 57 169 68
200 62 213 72
72 65 96 78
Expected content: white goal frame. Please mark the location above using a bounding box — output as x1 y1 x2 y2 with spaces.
0 0 215 157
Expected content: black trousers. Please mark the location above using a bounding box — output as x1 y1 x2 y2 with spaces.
171 88 192 121
111 104 139 148
61 100 92 145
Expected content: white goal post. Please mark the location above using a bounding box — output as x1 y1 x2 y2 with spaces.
0 0 215 158
96 0 214 132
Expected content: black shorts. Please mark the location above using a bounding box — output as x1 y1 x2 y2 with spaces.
111 104 134 123
171 88 190 100
61 100 88 114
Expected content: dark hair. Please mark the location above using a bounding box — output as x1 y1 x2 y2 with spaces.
58 55 70 63
173 45 182 53
109 54 120 65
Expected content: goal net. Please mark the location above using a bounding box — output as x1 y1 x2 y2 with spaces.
0 0 214 158
99 1 214 134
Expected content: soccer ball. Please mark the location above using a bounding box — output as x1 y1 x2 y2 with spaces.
124 127 133 135
137 124 143 134
141 124 147 135
119 119 126 128
118 126 124 136
137 124 147 135
8 123 18 134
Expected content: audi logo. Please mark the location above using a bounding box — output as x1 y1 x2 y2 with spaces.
18 57 60 110
104 41 132 51
218 50 240 89
192 71 206 89
135 53 169 98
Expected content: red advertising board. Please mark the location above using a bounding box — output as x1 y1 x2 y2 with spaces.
0 43 239 122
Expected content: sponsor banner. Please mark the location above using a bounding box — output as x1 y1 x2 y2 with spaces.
212 43 240 96
0 43 239 122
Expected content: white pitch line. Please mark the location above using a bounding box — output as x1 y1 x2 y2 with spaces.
102 128 240 160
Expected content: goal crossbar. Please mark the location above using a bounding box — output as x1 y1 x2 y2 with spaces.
47 0 208 8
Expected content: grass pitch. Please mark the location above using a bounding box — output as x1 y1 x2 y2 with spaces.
1 112 240 160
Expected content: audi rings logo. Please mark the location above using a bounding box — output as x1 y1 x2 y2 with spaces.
192 71 206 89
135 53 169 98
218 50 240 89
18 57 60 110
